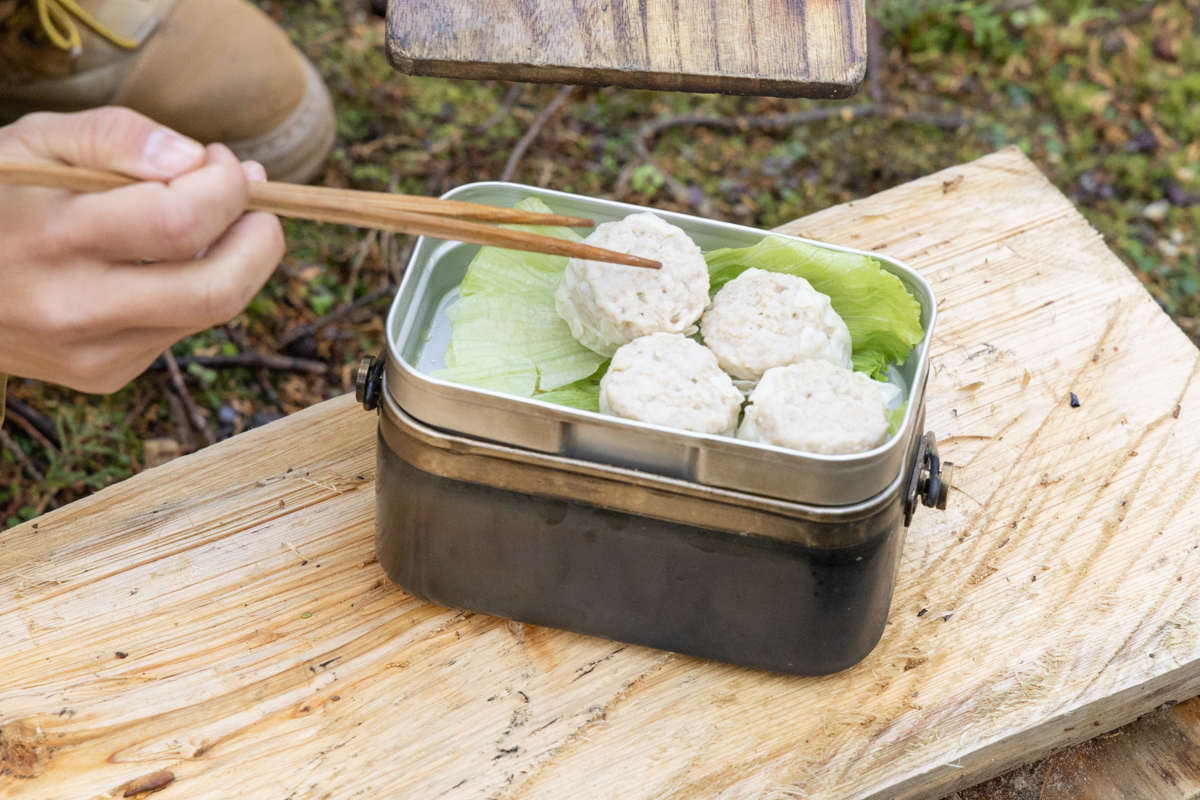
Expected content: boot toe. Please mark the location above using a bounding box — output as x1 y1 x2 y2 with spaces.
225 54 335 185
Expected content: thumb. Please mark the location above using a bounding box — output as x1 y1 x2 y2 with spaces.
6 107 208 181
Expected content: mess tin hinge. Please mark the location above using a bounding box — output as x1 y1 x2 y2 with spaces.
904 432 953 527
357 352 386 412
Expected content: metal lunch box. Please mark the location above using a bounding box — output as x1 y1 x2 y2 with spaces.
360 184 952 676
382 185 937 506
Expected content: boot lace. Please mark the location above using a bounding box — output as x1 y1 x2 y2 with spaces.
27 0 140 54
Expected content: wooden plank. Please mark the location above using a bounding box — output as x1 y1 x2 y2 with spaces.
386 0 865 98
954 697 1200 799
4 147 1200 799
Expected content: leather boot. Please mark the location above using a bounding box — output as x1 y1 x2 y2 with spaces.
0 0 335 183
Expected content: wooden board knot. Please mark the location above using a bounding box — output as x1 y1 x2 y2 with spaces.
0 720 50 778
121 769 176 797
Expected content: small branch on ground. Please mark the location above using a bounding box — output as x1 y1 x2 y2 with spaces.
344 229 379 304
378 232 392 287
1 429 45 482
347 133 422 160
501 84 575 182
633 104 968 213
256 369 283 411
378 230 412 287
474 83 525 134
122 387 158 431
276 282 395 351
3 396 60 451
152 353 329 375
635 104 966 157
867 13 886 103
391 237 415 287
1088 0 1155 31
223 322 284 411
157 375 196 453
34 490 57 514
162 350 217 448
3 406 58 456
427 161 451 196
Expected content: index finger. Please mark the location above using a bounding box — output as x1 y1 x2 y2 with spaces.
2 107 207 181
44 144 251 263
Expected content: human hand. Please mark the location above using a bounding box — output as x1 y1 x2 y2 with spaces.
0 107 285 394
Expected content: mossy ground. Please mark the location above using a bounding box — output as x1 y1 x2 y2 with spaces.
3 0 1198 524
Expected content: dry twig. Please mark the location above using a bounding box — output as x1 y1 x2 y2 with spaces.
501 84 575 182
276 283 395 350
474 83 525 133
378 231 392 285
162 350 217 447
632 104 967 213
153 353 329 375
635 104 966 158
121 387 158 431
391 236 415 287
3 396 59 451
1087 0 1156 31
344 229 379 304
1 429 45 482
157 375 196 452
867 14 886 103
223 322 283 411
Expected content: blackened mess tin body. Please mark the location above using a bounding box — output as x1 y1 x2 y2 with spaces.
366 183 949 676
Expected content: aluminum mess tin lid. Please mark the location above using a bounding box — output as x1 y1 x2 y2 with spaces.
384 183 937 507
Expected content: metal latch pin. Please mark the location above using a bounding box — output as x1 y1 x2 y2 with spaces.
357 353 386 411
904 432 954 527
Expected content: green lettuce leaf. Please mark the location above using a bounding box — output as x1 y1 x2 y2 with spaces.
434 218 922 432
430 198 607 398
705 235 924 378
887 401 908 437
532 361 609 412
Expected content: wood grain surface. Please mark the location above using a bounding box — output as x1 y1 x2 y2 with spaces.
386 0 866 98
4 147 1200 799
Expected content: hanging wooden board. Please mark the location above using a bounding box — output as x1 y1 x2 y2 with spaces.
386 0 866 98
5 148 1200 800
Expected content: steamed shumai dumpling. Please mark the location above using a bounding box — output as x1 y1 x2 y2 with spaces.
700 268 852 383
599 333 744 436
737 360 889 455
555 212 710 357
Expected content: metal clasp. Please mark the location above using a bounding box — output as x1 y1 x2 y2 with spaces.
904 432 954 527
356 352 386 411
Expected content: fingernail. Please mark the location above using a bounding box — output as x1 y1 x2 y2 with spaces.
143 128 206 177
244 161 268 182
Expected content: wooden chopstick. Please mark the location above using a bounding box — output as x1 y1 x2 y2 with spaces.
0 159 592 226
0 160 663 269
252 181 596 228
